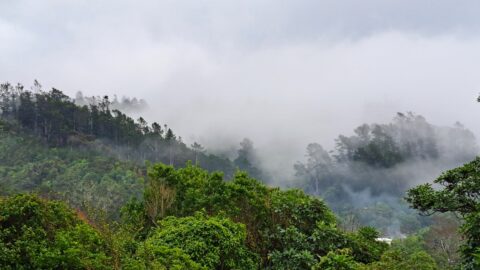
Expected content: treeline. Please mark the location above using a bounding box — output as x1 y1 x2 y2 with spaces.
0 81 238 176
296 112 477 197
0 164 442 269
0 113 456 269
294 112 477 235
0 80 475 268
0 81 170 146
75 91 148 113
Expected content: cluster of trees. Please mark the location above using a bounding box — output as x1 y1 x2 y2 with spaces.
233 138 266 181
1 163 444 269
294 112 477 235
335 113 439 168
296 112 477 197
0 81 166 147
2 80 478 269
0 81 255 177
136 164 394 268
0 81 271 222
0 119 144 217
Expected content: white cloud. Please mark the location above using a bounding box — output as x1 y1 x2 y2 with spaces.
2 1 480 180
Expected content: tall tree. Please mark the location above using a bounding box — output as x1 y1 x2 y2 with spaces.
191 142 205 165
234 138 263 180
294 143 333 195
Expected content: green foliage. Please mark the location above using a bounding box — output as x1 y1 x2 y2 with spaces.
363 236 437 270
334 114 442 168
0 82 239 177
311 223 388 264
126 244 204 270
270 188 336 234
0 82 454 269
142 163 344 266
0 164 395 270
295 112 476 235
406 157 480 268
0 194 111 269
144 212 258 269
118 163 391 269
234 138 264 180
365 249 437 270
267 226 317 270
0 129 144 218
350 226 387 262
313 249 359 270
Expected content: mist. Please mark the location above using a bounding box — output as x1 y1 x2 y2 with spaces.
289 112 478 236
3 0 480 183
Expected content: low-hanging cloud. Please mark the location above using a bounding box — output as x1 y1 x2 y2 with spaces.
2 0 480 181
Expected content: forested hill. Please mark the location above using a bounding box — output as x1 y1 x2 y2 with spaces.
0 119 144 216
0 81 474 269
293 112 478 239
0 81 241 176
295 112 478 199
0 82 401 269
0 81 270 217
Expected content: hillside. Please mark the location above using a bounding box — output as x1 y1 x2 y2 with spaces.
0 119 144 217
0 82 238 175
0 82 471 269
1 165 440 269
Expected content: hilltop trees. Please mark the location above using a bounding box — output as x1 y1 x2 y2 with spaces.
294 112 478 237
295 113 478 195
1 81 159 147
332 113 446 170
1 82 152 146
75 91 148 113
0 81 237 176
1 80 469 269
296 112 477 197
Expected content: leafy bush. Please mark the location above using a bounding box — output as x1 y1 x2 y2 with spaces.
144 212 258 269
0 194 111 269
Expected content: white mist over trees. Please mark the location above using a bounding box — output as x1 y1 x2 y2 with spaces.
292 112 478 235
74 91 148 114
295 112 477 198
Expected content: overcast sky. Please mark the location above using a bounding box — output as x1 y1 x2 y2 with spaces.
2 0 480 178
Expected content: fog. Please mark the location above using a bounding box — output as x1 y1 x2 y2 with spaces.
2 0 480 181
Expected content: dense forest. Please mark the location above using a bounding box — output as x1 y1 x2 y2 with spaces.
0 81 479 269
0 81 240 174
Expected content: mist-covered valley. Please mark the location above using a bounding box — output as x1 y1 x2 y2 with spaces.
4 1 480 269
0 76 478 268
